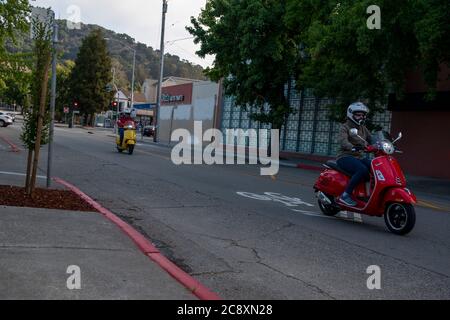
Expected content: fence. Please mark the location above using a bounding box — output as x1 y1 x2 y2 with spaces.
220 85 392 157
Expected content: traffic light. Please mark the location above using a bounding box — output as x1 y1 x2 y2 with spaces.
73 101 79 109
112 101 118 108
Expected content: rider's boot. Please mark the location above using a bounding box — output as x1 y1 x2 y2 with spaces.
339 193 357 207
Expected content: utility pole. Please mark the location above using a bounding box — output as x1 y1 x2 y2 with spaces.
47 20 58 188
154 0 168 142
131 49 136 110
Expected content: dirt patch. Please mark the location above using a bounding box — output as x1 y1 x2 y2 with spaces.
0 185 98 212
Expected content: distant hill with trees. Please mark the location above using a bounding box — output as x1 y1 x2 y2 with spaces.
7 15 207 92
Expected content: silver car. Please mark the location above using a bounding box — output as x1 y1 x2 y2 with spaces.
0 112 13 127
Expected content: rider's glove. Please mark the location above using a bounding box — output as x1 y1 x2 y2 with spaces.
351 146 364 152
365 145 378 153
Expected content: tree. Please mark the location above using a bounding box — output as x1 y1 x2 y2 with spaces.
284 0 450 125
414 0 450 91
187 0 298 129
0 0 30 90
69 29 113 126
1 53 32 108
54 59 74 121
20 15 53 196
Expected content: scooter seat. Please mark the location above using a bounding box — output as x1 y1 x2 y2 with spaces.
325 161 353 177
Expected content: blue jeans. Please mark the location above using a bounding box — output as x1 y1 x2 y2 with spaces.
119 128 124 145
337 156 372 195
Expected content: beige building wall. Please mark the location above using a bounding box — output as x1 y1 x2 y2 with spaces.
158 81 219 145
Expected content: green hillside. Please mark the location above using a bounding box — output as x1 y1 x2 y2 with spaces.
7 18 207 91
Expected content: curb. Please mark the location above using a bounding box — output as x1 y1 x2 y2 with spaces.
53 177 221 301
296 163 324 172
279 161 323 172
0 135 20 153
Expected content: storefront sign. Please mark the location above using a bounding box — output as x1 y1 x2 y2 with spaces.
161 83 193 105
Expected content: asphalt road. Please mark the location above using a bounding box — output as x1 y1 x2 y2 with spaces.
1 122 449 299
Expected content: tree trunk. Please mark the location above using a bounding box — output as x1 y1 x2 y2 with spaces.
25 149 33 195
30 54 52 197
90 113 95 127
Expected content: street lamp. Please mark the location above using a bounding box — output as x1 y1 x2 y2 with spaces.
105 38 136 110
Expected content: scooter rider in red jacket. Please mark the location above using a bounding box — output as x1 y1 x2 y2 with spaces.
117 110 136 146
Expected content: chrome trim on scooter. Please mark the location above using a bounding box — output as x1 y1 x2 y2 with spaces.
317 191 332 205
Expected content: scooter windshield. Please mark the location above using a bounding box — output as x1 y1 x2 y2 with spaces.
124 121 136 129
372 130 393 143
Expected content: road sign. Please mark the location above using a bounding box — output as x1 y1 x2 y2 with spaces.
64 107 70 114
73 110 80 114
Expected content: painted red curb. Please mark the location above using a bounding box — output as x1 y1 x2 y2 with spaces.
53 177 221 301
296 163 324 172
0 136 20 153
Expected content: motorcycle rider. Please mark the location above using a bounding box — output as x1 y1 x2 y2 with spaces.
337 102 376 207
117 109 135 146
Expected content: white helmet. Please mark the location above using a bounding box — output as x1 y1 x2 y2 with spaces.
347 102 369 125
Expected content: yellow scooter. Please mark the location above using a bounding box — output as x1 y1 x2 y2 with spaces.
116 121 137 155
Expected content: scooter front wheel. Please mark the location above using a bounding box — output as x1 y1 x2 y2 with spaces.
128 145 134 155
384 203 416 235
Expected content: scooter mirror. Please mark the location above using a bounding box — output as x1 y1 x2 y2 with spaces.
393 132 403 144
349 128 358 136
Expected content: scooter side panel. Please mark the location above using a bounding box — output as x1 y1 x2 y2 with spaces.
315 170 348 197
361 156 406 216
371 156 406 188
124 130 137 146
383 187 417 205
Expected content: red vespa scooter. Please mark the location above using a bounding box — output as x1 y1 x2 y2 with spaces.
314 129 417 235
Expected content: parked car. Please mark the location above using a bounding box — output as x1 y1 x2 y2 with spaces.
143 125 155 137
0 112 13 127
6 113 16 122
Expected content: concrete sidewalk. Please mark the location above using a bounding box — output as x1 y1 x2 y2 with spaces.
0 205 197 300
0 129 219 300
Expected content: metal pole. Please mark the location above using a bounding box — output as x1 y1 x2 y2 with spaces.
131 49 136 110
154 0 168 143
47 21 58 188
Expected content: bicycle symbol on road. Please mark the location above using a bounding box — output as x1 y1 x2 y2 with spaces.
236 191 363 222
237 192 315 208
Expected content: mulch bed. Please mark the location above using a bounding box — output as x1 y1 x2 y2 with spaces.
0 185 98 212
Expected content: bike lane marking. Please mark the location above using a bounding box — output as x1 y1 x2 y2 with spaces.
236 191 364 223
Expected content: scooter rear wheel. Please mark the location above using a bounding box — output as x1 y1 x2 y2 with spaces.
318 195 340 216
384 203 415 235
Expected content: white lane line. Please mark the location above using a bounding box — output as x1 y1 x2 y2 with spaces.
337 211 363 223
338 211 348 219
0 171 46 179
291 209 363 223
353 213 363 223
291 209 333 219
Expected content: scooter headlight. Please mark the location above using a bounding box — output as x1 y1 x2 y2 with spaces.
381 141 395 155
126 124 134 129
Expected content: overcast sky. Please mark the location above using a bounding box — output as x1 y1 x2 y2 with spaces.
31 0 214 68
